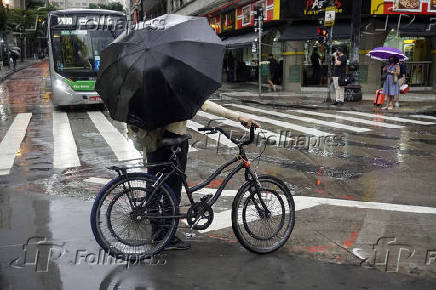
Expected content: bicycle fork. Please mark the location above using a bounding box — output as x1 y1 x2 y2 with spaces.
245 169 272 218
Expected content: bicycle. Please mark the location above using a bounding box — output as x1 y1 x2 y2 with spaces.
90 124 295 261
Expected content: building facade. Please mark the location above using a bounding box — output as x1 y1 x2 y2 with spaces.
134 0 436 93
50 0 110 9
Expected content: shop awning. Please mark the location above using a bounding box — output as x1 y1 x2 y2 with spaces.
221 31 267 49
279 22 352 41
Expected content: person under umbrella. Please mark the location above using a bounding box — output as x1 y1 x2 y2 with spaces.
96 14 261 250
382 56 400 110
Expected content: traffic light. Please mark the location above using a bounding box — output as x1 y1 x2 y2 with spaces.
317 26 327 43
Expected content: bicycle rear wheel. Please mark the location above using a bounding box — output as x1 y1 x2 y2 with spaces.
90 173 179 261
231 175 295 254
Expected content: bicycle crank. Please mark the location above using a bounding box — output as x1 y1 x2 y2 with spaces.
186 201 214 231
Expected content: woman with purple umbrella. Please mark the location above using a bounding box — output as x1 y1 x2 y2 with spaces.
382 55 400 110
367 47 407 110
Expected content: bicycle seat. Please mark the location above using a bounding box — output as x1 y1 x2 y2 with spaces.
159 134 192 147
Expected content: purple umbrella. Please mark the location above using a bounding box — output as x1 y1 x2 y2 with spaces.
367 47 408 61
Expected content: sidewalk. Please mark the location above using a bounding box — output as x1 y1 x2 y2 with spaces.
218 82 436 114
0 58 42 83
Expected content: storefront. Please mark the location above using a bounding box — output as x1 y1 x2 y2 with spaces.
278 0 358 92
371 0 436 91
207 0 282 83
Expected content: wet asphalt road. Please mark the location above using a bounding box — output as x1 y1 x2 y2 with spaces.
0 62 436 289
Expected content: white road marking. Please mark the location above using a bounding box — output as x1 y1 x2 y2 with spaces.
341 111 435 125
0 113 32 175
229 104 371 133
230 110 331 137
291 110 404 129
187 120 236 148
197 111 284 142
84 177 111 185
88 111 142 161
84 177 436 235
200 196 436 233
409 114 436 121
53 111 81 169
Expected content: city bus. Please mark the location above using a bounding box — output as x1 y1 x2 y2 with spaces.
47 9 126 106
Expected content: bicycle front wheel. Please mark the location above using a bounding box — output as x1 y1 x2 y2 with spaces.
90 173 179 261
231 175 295 254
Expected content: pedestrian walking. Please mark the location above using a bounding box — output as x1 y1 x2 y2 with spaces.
267 54 280 92
332 47 347 106
382 56 400 110
310 47 321 85
9 50 17 71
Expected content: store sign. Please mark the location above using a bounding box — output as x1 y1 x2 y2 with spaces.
235 0 280 30
284 0 350 18
304 0 344 15
371 0 436 15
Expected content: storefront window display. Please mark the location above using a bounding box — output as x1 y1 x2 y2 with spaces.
302 39 350 87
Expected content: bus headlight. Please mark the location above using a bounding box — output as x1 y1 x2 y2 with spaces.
55 79 73 94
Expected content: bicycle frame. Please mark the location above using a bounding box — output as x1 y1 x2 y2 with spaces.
111 124 263 218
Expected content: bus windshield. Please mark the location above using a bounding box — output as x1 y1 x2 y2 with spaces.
51 29 118 76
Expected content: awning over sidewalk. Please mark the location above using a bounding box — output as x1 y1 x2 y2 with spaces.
279 22 352 41
221 31 268 49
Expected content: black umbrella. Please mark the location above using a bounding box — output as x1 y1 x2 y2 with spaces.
95 14 225 130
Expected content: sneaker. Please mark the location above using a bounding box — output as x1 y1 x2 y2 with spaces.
394 102 399 108
337 101 344 106
164 236 191 251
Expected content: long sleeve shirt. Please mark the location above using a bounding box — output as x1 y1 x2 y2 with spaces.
129 100 241 153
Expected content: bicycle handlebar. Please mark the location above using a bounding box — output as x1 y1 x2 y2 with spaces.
198 123 257 146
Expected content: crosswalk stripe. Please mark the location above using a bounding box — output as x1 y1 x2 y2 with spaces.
196 111 284 143
233 110 332 136
229 104 371 133
53 112 81 169
87 111 142 161
0 113 32 175
290 110 404 129
409 115 436 121
341 111 435 125
187 120 236 148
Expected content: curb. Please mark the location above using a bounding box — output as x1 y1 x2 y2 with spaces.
220 93 436 115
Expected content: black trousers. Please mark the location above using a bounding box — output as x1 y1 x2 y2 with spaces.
146 131 188 239
146 131 189 202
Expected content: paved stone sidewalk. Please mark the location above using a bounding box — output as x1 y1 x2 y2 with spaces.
0 58 42 83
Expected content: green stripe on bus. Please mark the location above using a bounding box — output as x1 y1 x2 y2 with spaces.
64 79 95 91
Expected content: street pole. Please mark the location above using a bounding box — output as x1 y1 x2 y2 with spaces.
258 13 262 97
349 0 362 101
326 25 333 103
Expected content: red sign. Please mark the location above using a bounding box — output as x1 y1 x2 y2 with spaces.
235 0 279 30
